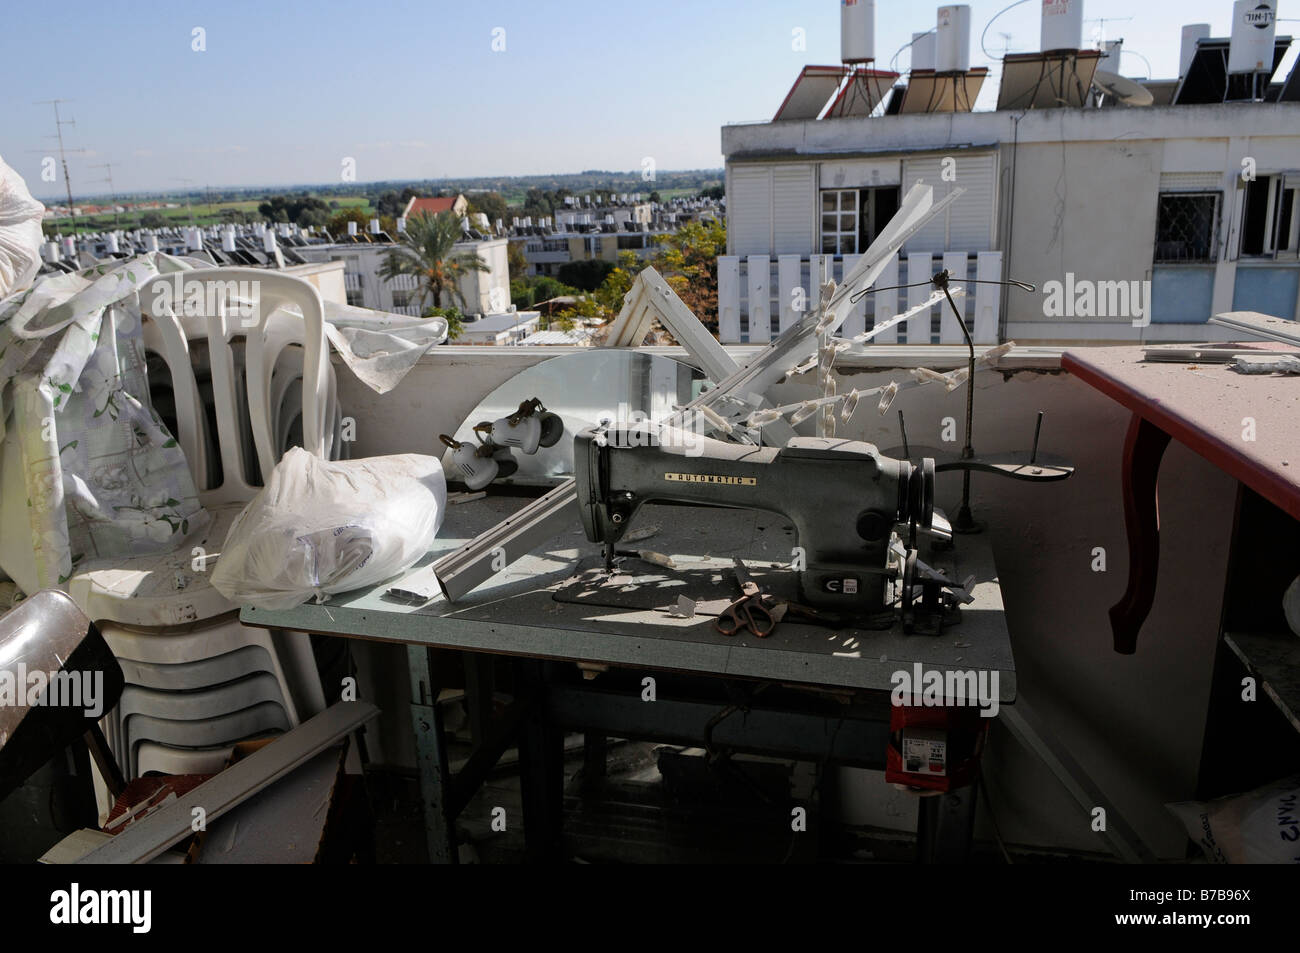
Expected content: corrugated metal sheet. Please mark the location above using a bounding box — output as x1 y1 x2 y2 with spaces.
901 152 998 253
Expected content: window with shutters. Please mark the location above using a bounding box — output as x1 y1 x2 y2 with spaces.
819 186 901 254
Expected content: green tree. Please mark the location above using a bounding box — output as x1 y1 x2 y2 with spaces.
325 207 371 239
381 211 488 313
557 258 615 291
593 250 644 313
425 306 464 341
506 240 529 281
139 211 167 229
467 191 508 227
654 219 726 329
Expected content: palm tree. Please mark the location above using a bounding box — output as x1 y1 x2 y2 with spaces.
380 210 488 315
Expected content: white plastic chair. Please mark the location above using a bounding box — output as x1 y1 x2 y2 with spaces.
115 644 277 692
135 742 239 778
66 269 332 808
125 704 292 777
70 268 330 622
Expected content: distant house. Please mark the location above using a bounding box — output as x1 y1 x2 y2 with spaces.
403 194 468 220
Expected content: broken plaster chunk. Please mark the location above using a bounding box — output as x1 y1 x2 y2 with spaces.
668 596 696 619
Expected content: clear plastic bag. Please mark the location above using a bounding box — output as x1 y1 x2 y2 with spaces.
211 448 446 610
1167 776 1300 863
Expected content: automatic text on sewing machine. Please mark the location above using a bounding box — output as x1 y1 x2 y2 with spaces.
663 473 757 485
890 663 1000 718
0 664 104 718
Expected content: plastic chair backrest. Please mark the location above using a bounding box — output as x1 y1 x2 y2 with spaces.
143 268 329 506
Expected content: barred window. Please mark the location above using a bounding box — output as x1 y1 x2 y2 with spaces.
1153 192 1219 263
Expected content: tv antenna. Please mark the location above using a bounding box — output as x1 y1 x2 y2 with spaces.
171 177 197 226
90 161 120 228
32 99 85 233
1086 16 1133 48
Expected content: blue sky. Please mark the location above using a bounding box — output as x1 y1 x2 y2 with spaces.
1 0 1290 197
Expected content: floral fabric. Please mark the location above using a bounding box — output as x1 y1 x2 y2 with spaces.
0 253 208 592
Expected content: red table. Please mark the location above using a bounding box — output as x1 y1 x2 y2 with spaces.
1062 344 1300 652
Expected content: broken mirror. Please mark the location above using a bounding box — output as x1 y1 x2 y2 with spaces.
441 350 707 486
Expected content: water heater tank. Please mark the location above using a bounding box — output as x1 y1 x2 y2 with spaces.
1041 0 1083 52
936 5 971 72
912 31 936 70
1228 0 1277 74
841 0 876 64
1180 24 1211 76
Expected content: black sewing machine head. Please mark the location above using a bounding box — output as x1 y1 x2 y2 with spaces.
574 424 934 619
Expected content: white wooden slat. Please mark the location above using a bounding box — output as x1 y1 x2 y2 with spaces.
872 255 900 344
746 255 771 342
808 255 830 309
906 254 936 344
717 256 741 343
941 251 969 344
777 254 802 333
975 251 1003 344
839 254 866 337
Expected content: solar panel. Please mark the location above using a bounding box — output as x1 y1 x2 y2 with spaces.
897 67 988 113
884 83 906 115
1282 56 1300 101
823 68 901 117
1173 37 1292 104
773 66 847 121
996 50 1103 110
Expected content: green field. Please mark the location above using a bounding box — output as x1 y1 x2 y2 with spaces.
46 196 378 235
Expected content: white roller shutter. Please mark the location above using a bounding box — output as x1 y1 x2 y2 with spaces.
901 153 998 253
729 165 773 255
772 165 814 254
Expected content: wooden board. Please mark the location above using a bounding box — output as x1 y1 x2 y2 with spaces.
1063 345 1300 521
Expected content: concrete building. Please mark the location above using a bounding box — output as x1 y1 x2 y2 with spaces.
516 196 724 278
296 233 512 317
718 6 1300 345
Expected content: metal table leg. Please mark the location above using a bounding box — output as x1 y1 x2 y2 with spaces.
915 785 978 863
407 645 456 864
516 659 564 862
464 653 495 745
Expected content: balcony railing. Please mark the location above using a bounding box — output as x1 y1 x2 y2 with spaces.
717 252 1004 345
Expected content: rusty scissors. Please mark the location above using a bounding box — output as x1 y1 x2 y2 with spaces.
714 558 776 638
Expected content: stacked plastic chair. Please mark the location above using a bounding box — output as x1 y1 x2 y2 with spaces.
66 269 332 816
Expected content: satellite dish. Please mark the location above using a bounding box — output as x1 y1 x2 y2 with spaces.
1092 69 1155 106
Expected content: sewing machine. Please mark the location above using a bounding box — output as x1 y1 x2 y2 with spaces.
574 424 939 621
